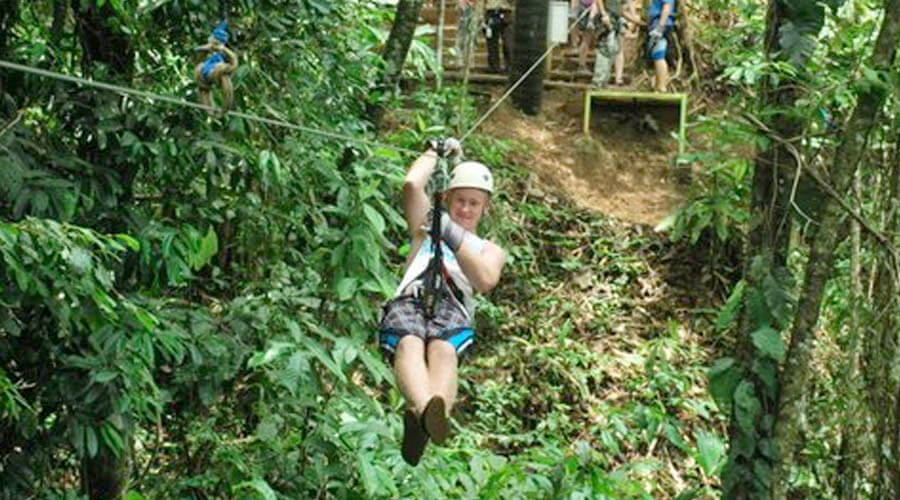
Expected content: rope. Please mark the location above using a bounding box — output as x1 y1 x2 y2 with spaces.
460 7 591 142
4 7 591 154
0 60 420 156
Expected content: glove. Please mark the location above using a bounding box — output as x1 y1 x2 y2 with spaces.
648 26 663 46
442 137 462 158
569 7 577 19
440 212 467 251
426 137 462 158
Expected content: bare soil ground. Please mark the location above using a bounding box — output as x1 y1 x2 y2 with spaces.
480 88 685 227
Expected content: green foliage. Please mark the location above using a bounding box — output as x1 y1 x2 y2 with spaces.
0 0 735 498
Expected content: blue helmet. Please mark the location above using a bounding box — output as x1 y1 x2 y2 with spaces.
212 19 229 44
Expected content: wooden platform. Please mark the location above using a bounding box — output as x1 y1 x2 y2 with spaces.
582 90 688 156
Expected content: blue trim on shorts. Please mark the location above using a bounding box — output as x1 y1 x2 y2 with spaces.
377 327 476 359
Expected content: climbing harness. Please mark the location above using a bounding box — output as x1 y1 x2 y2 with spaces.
194 18 238 114
421 139 454 319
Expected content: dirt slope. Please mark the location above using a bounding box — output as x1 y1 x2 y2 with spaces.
481 88 684 226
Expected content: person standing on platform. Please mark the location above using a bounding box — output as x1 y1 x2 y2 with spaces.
483 0 513 74
570 0 596 73
589 0 635 87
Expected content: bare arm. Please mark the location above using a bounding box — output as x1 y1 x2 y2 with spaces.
590 1 612 26
455 239 505 293
620 9 642 25
402 150 439 237
220 45 239 71
657 1 673 28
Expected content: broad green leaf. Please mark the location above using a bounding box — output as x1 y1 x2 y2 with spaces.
734 381 761 437
92 371 118 383
708 357 740 409
120 131 139 147
196 226 219 268
232 478 277 500
115 233 140 251
362 203 386 234
752 326 786 363
247 341 293 368
753 458 773 490
85 425 99 458
71 423 86 457
358 454 379 497
715 280 745 332
298 335 347 383
101 421 125 457
336 277 358 301
123 492 147 500
752 358 778 397
695 429 726 476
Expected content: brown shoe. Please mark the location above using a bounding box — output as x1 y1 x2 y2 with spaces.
401 408 428 466
422 396 451 445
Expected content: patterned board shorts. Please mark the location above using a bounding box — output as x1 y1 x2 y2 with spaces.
378 290 475 362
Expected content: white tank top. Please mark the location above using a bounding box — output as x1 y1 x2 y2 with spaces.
395 235 477 318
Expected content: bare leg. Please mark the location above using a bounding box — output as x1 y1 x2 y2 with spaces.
614 49 625 84
422 339 457 444
394 336 432 415
653 59 668 92
578 30 589 71
198 89 213 110
426 340 458 408
220 76 234 113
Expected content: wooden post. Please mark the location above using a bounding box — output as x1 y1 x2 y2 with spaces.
583 89 688 156
436 0 446 90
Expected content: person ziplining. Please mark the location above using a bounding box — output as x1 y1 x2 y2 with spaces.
193 19 238 114
378 139 506 466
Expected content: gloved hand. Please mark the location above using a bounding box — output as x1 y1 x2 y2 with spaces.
442 137 462 158
569 6 577 19
426 137 462 158
439 211 467 251
586 19 595 31
648 26 663 46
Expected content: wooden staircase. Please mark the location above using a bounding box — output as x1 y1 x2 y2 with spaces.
417 1 639 87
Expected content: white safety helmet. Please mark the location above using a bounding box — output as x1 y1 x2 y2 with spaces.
448 161 493 194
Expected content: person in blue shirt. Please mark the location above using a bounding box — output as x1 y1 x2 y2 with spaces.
194 20 239 114
645 0 675 92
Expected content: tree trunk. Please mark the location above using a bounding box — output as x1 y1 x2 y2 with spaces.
723 3 801 497
862 136 900 498
68 2 137 495
836 170 863 500
364 0 424 129
72 0 133 77
771 1 900 497
0 0 17 55
338 0 423 172
82 446 129 500
510 0 547 115
0 0 20 107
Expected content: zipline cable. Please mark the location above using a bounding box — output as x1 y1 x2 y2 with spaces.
460 7 591 143
1 7 591 154
0 60 421 156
